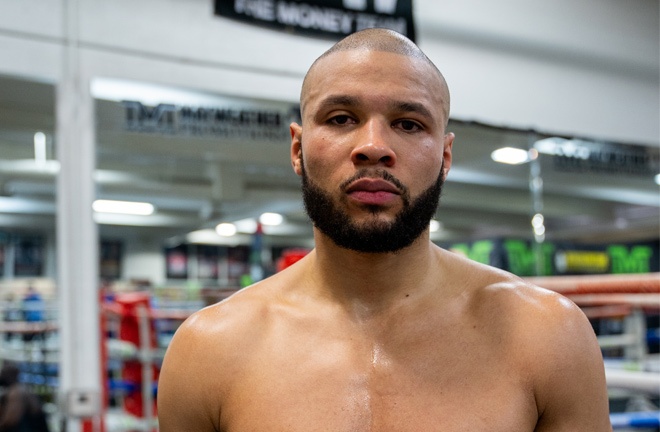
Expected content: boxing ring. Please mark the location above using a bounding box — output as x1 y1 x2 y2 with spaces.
610 411 660 429
526 273 660 429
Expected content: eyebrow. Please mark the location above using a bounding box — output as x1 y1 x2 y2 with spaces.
315 95 435 121
315 94 360 112
391 101 435 122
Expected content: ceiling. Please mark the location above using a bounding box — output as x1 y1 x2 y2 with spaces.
0 75 658 248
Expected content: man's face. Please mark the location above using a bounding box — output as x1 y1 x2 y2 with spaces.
291 49 454 253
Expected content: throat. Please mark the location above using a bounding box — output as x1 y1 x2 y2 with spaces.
313 242 435 302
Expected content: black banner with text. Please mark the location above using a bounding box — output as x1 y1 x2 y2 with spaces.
214 0 415 41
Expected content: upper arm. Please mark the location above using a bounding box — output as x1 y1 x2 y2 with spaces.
157 312 221 432
530 294 612 431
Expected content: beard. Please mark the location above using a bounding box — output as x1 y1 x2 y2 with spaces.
301 160 445 254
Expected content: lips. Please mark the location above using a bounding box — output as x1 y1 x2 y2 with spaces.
346 178 400 194
345 178 401 206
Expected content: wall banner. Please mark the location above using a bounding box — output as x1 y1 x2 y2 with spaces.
214 0 416 41
534 137 660 176
445 238 659 277
121 100 299 143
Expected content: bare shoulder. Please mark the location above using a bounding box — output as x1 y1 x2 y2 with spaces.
157 276 283 431
450 252 598 361
163 273 286 372
440 248 591 335
441 250 610 430
174 280 276 348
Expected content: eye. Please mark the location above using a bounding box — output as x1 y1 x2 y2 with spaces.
395 119 423 132
328 115 355 125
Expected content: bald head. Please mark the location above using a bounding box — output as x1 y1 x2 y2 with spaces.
300 28 450 125
320 28 428 62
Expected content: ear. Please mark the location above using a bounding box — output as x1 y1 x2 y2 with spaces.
290 122 303 176
441 132 455 180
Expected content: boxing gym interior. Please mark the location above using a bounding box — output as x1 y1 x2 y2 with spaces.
0 0 658 430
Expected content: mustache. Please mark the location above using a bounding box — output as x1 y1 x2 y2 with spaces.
339 169 408 195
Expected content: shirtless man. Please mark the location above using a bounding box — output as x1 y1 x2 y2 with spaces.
158 28 611 431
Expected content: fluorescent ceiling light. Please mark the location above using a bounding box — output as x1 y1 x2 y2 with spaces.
259 212 284 226
187 228 248 245
234 218 258 233
187 229 220 243
491 147 531 165
92 199 154 215
33 132 47 164
655 174 660 186
429 220 442 232
0 159 60 174
215 223 237 237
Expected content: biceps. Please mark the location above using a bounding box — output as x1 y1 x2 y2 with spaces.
157 345 218 431
534 318 611 431
536 371 611 431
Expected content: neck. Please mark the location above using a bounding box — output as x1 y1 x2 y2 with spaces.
305 228 437 316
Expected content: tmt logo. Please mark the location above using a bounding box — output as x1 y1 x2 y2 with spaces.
343 0 398 14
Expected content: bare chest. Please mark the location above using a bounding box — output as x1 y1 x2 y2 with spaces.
219 329 538 432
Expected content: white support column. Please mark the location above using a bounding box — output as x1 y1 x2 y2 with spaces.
56 0 102 430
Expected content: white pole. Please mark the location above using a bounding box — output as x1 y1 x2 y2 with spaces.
56 0 102 430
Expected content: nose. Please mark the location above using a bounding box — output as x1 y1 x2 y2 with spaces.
350 120 396 167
